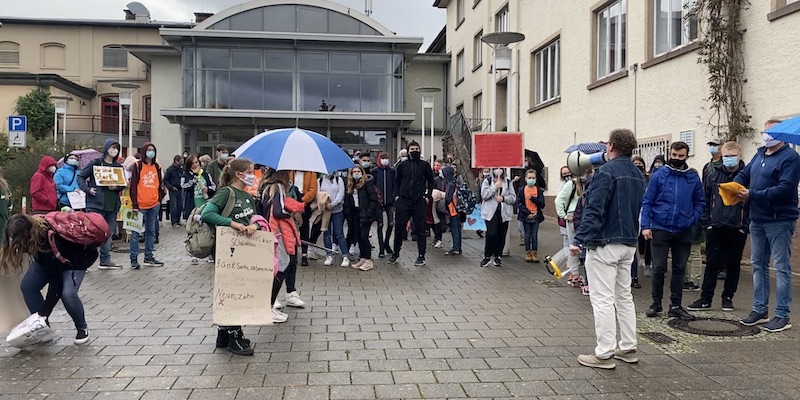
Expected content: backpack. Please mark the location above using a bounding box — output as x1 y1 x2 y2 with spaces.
185 188 236 259
454 184 477 214
43 211 110 265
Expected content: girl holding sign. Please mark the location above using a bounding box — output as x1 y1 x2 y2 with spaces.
201 158 260 356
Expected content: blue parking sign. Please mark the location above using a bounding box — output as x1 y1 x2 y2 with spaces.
8 115 26 132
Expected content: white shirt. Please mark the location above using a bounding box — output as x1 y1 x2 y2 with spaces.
293 172 304 195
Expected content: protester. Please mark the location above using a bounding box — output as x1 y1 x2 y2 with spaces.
390 141 434 266
395 149 408 167
516 169 544 263
372 152 396 258
128 142 165 270
571 128 645 370
54 152 82 210
78 139 124 270
702 137 723 180
480 167 516 267
359 153 372 174
201 158 260 356
348 165 380 271
318 171 351 267
181 155 216 265
289 170 318 269
164 155 184 227
205 145 229 186
555 170 582 284
30 155 58 214
431 161 447 249
631 156 652 281
2 213 98 345
735 120 800 332
443 166 463 255
688 141 749 312
642 141 705 321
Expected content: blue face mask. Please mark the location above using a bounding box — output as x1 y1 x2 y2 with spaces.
146 150 156 159
708 145 719 155
722 156 739 168
526 178 536 187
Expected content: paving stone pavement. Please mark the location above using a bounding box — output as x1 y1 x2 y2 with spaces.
2 219 800 399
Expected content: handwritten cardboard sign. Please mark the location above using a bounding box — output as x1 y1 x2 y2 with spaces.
472 132 525 168
122 209 144 233
463 205 487 231
92 166 127 187
213 227 275 326
66 191 86 210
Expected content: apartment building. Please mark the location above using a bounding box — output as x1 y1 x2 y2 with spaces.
435 0 800 192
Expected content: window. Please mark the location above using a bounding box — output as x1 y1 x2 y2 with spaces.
472 93 482 119
456 103 464 115
456 50 465 83
533 39 560 105
769 0 800 21
0 41 20 66
596 0 627 79
495 5 509 32
103 45 128 69
457 0 466 26
654 0 698 56
473 30 484 69
41 43 66 69
143 96 152 122
101 95 121 134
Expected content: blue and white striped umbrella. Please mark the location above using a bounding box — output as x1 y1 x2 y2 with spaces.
233 128 354 173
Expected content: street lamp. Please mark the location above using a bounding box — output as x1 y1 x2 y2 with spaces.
50 94 73 147
111 82 141 152
481 32 525 132
415 87 442 160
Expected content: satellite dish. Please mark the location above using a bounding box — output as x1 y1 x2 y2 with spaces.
126 2 151 18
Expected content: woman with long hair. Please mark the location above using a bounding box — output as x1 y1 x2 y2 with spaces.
182 154 217 264
479 168 516 267
200 158 260 356
347 165 379 271
1 213 97 344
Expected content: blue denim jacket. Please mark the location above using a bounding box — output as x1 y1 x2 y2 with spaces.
573 156 646 248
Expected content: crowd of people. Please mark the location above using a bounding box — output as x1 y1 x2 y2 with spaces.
1 121 798 361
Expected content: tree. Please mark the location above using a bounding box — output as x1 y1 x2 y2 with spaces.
14 86 55 140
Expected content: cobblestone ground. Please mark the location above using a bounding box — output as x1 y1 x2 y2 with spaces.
2 220 800 400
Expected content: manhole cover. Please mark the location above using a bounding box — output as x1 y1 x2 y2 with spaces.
640 332 675 344
668 317 761 337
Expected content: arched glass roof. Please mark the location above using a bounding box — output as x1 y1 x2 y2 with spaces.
205 3 383 36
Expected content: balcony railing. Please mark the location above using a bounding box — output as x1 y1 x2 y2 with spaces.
57 115 151 137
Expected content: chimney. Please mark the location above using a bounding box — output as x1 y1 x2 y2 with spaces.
194 12 214 23
124 9 135 20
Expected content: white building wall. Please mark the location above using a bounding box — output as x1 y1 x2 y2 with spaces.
149 55 183 161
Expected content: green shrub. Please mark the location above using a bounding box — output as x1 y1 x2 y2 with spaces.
14 86 56 141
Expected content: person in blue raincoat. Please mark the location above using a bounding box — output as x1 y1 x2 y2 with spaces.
54 152 82 210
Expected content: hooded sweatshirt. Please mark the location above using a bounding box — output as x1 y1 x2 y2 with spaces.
78 139 124 213
129 142 163 210
54 154 81 206
30 156 58 212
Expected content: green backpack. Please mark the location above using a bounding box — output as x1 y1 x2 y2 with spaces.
184 188 235 259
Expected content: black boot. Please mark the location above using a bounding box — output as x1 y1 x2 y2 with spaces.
217 328 251 349
226 329 254 356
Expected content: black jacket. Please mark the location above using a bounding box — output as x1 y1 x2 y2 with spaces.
34 233 98 318
394 158 434 205
164 164 183 192
372 166 396 206
701 161 750 232
356 177 380 223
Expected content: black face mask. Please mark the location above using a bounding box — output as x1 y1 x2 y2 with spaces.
410 151 421 160
636 165 645 172
668 158 686 169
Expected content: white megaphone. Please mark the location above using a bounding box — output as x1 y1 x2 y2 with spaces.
566 151 608 176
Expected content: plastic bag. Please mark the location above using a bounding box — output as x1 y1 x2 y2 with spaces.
6 314 56 348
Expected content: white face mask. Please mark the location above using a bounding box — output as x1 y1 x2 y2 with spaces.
493 168 503 177
763 132 781 148
400 156 408 162
107 148 119 158
47 166 56 173
380 159 390 167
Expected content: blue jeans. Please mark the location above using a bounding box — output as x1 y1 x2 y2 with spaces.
449 216 462 251
750 220 795 318
91 209 118 264
323 212 350 257
21 261 87 330
169 190 183 224
130 206 159 262
522 220 539 251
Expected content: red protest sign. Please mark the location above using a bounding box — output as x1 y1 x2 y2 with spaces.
472 132 525 168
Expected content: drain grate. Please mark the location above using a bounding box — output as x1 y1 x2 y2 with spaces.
640 331 676 344
668 317 762 337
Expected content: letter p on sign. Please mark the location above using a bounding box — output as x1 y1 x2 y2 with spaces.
8 115 27 148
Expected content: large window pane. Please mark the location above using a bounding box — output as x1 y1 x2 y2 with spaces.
229 8 263 31
263 5 296 32
230 71 263 109
329 75 361 112
361 53 391 74
232 50 261 69
655 0 670 55
299 52 327 72
298 6 327 33
361 75 391 113
393 75 403 112
201 70 230 109
266 51 294 70
299 74 329 111
331 53 359 72
183 47 195 68
198 48 230 69
669 0 682 52
264 72 293 110
329 12 360 34
598 9 609 77
183 68 195 107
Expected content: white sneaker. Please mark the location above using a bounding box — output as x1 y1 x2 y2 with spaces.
340 257 351 268
273 307 288 318
190 258 199 265
274 300 283 309
433 240 443 249
359 259 374 271
351 258 366 269
285 291 306 308
272 308 287 323
323 256 333 266
349 244 358 255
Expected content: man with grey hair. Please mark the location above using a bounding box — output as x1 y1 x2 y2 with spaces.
571 128 646 369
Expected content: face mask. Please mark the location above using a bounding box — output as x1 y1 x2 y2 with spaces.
493 168 503 177
653 162 663 170
562 174 572 181
47 166 56 173
635 165 645 171
410 151 421 160
352 173 362 180
763 132 781 148
108 148 119 158
361 161 370 169
146 150 156 159
433 166 441 172
240 173 256 187
722 156 739 168
526 178 536 187
220 153 229 161
182 153 189 158
708 145 719 155
668 158 686 169
400 156 408 162
380 159 389 166
483 172 491 178
67 159 79 167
